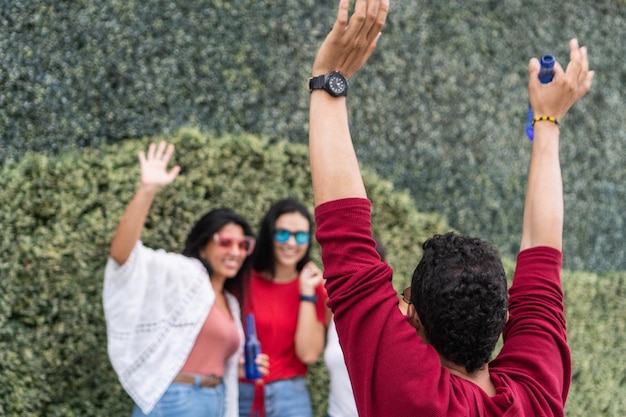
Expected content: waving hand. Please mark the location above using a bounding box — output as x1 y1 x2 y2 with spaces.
109 141 181 265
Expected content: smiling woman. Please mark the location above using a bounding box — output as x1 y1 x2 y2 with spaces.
238 198 328 417
102 141 267 417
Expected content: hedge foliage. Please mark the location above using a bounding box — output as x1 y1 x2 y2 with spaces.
0 129 449 416
1 130 624 416
565 271 626 416
2 0 626 271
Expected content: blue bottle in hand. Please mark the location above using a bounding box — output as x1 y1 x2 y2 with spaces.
244 313 263 380
526 54 555 141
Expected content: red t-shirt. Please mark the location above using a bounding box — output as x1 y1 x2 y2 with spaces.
244 269 327 382
316 197 569 417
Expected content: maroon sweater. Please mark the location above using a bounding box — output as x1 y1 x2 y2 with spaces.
316 198 569 417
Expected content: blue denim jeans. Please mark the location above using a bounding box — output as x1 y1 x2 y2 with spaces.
238 377 312 417
131 379 225 417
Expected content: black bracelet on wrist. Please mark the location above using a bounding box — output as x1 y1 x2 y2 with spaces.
299 294 318 304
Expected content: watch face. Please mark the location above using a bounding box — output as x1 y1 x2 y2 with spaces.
328 73 347 96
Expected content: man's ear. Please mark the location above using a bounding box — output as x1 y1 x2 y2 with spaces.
407 304 421 330
408 304 431 342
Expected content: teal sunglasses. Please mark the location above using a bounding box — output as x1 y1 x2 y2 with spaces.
274 228 310 245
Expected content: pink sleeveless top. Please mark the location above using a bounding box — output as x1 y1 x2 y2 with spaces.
180 305 240 376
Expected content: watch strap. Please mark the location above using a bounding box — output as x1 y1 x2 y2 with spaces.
308 74 327 92
300 294 318 304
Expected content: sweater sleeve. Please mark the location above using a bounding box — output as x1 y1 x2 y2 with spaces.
102 242 214 414
491 246 570 415
103 242 209 330
315 198 458 417
223 291 243 417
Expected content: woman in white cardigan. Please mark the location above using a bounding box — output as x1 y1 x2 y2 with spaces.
103 141 268 417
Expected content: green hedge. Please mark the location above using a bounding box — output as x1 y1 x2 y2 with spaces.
2 0 626 271
1 130 624 416
565 271 626 415
0 129 449 416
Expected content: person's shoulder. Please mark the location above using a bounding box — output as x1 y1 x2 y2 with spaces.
224 291 242 311
149 246 204 267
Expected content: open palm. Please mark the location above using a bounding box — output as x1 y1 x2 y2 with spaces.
138 141 181 189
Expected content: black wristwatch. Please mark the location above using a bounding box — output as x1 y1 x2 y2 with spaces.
308 71 349 97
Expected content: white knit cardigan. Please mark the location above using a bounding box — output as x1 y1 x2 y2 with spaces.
103 242 243 415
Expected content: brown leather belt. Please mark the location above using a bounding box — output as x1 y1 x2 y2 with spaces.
173 373 222 388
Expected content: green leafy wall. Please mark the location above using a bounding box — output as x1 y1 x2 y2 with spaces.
2 0 626 271
0 130 447 416
1 130 624 416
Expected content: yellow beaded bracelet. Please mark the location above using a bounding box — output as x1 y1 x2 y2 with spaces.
531 116 560 127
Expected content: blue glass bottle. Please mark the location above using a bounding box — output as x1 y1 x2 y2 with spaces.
526 54 555 141
244 313 263 380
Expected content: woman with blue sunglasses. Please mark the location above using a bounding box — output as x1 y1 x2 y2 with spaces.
238 198 327 417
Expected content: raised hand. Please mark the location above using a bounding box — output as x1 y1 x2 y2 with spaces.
138 141 181 191
521 38 594 252
312 0 390 79
109 141 181 265
528 38 594 122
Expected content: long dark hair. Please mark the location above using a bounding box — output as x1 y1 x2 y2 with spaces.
251 198 313 277
183 208 254 299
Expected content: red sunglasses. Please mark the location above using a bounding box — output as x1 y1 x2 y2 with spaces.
213 234 256 255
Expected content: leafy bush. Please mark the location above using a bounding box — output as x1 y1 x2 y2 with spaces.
0 129 450 416
2 0 626 271
2 130 624 416
565 271 626 416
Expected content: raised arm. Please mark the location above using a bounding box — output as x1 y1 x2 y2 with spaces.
520 39 594 251
109 141 180 265
309 0 389 206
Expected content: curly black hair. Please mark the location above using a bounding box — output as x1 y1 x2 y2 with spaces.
410 232 508 373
